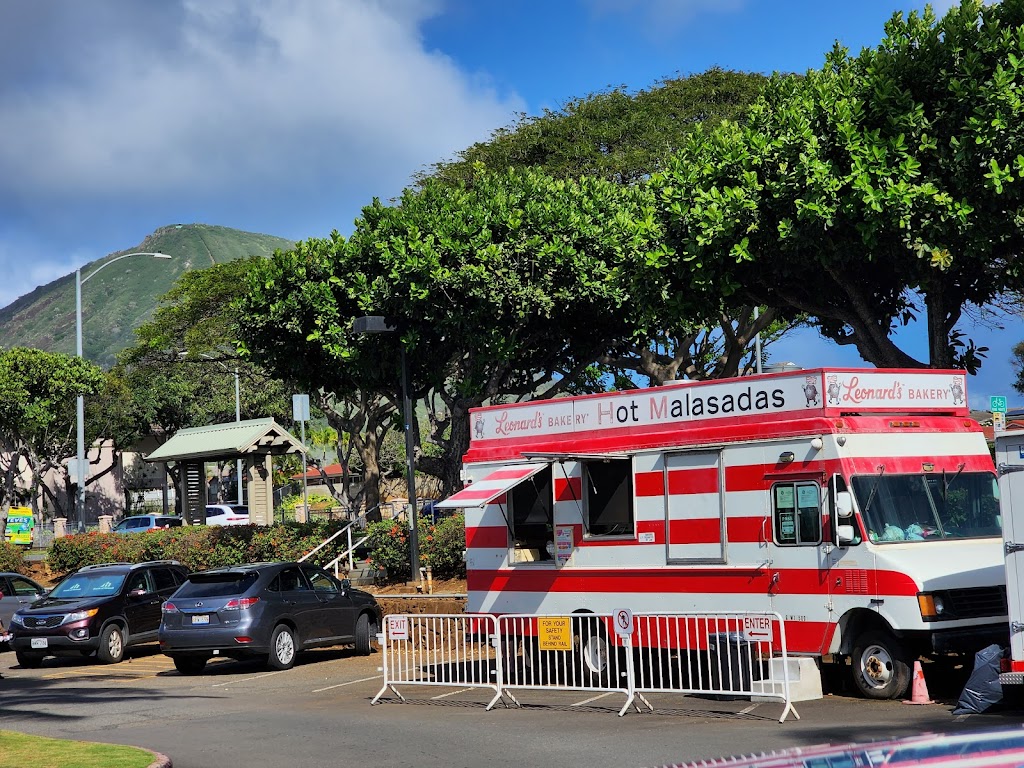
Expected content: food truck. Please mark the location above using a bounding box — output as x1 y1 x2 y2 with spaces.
438 368 1006 699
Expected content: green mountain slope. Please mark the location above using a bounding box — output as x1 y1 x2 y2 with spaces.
0 224 295 368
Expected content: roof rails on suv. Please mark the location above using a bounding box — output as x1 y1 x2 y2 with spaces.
79 560 182 571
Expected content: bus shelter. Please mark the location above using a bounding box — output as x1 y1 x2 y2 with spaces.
145 418 306 525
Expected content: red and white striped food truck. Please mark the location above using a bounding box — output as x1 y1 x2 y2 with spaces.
438 367 1007 699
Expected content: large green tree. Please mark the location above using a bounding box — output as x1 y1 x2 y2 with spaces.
238 167 668 498
422 68 785 382
653 0 1024 371
0 348 104 528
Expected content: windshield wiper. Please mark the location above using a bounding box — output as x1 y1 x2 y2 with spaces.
862 465 886 514
942 462 966 500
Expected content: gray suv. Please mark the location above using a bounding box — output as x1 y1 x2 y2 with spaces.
159 561 381 674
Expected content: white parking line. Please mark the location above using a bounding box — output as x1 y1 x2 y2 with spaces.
572 692 614 706
738 704 759 715
211 670 286 687
430 688 473 700
313 675 382 693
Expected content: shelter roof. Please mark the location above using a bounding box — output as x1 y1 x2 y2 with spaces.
144 418 306 463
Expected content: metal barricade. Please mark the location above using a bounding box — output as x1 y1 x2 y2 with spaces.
371 614 507 710
369 611 797 722
498 613 634 713
630 611 798 723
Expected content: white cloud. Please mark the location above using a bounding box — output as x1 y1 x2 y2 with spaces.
0 0 522 205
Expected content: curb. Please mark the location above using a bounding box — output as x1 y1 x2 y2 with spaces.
147 751 172 768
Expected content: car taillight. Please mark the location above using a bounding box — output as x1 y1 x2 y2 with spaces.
162 602 178 613
223 597 260 610
234 636 253 644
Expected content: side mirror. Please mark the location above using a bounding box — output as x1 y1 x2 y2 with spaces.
836 491 854 519
837 524 856 545
340 578 352 592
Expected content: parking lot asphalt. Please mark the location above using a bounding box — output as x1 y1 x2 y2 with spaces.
3 647 1023 768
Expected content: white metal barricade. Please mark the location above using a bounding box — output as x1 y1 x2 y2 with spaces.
498 613 635 713
371 614 507 710
369 611 796 722
629 611 798 723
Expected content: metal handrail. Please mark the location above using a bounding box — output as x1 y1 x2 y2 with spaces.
324 532 370 577
298 522 354 563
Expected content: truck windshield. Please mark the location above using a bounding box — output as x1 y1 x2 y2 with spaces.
851 471 999 543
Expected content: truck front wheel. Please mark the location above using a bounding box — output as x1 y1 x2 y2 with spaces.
851 630 911 700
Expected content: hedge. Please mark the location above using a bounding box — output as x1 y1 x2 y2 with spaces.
45 515 467 584
0 541 26 573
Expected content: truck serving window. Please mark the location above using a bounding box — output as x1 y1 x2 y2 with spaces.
583 458 634 537
509 464 554 562
773 481 821 546
852 471 1000 543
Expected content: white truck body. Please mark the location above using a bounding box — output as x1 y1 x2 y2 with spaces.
441 368 1007 697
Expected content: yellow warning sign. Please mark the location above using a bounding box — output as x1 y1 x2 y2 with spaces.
537 617 572 651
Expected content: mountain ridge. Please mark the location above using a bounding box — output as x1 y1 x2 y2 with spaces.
0 223 295 368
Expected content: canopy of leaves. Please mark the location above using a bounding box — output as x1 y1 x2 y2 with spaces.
419 68 769 187
653 0 1024 372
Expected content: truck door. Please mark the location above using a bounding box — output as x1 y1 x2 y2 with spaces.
766 474 830 653
997 432 1024 675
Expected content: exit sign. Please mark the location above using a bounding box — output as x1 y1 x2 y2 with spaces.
992 396 1008 414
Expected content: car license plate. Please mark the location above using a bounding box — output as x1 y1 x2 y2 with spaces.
191 615 210 625
30 637 48 649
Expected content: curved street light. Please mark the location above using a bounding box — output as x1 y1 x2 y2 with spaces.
75 252 172 530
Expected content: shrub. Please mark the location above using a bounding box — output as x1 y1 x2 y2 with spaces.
364 512 466 583
45 520 355 577
423 512 466 580
0 541 26 573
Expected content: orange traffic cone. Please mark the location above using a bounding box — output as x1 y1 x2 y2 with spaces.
902 660 934 705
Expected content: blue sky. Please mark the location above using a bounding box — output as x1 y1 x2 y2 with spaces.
0 0 1018 409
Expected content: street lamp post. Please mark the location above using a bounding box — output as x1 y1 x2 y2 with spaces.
352 315 419 581
76 252 172 530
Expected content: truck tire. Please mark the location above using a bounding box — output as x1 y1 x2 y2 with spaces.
851 630 911 699
574 615 624 688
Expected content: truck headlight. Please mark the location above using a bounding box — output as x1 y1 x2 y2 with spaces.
918 593 948 621
10 613 23 626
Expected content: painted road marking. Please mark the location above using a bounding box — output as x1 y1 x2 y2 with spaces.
313 675 383 693
572 692 614 706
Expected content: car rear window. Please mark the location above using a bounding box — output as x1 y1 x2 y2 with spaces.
175 572 259 598
158 518 183 527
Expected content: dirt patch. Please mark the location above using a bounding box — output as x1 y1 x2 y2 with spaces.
366 578 467 617
24 560 60 587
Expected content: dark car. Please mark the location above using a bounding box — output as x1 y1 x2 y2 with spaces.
8 560 188 667
159 561 382 675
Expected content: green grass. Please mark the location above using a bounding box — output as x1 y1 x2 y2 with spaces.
0 730 156 768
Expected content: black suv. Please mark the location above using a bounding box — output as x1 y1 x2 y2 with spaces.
9 560 188 667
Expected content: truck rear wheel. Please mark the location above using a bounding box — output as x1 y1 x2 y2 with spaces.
851 630 911 699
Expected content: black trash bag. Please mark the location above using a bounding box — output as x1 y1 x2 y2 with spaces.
952 644 1005 715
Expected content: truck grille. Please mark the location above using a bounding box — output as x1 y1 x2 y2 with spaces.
26 615 64 628
945 586 1007 619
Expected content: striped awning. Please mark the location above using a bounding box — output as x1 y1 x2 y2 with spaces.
435 463 549 509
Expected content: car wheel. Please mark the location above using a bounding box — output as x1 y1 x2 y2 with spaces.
97 624 125 664
354 613 373 656
172 655 208 675
15 650 44 668
851 630 911 700
267 625 297 670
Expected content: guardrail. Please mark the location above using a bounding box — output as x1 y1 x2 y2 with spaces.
371 610 797 721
